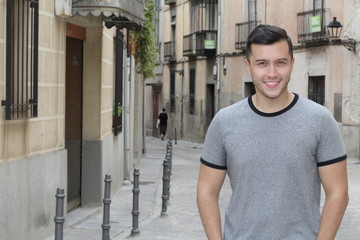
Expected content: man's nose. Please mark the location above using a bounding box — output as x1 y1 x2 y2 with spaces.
267 64 279 78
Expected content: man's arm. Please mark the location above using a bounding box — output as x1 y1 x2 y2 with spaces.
197 163 227 240
317 160 349 240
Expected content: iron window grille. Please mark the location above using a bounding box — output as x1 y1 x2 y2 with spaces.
170 71 176 113
235 20 260 50
189 69 195 115
2 0 39 120
113 30 123 135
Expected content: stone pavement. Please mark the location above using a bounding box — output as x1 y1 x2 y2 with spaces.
335 157 360 240
45 136 360 240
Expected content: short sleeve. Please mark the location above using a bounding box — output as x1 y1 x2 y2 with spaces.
201 112 227 170
316 110 347 167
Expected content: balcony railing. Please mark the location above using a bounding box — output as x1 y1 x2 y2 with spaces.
235 20 260 51
297 8 330 44
164 41 176 62
183 31 217 57
165 0 176 5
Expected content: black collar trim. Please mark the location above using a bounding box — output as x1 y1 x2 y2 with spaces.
248 93 299 117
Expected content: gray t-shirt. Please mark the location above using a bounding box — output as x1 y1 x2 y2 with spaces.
201 94 347 240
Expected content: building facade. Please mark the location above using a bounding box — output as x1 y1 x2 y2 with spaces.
0 0 145 239
148 0 359 158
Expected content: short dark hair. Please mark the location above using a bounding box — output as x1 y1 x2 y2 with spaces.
246 24 293 60
162 108 165 111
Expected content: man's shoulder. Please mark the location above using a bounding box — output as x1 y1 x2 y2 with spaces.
296 95 332 116
219 98 249 115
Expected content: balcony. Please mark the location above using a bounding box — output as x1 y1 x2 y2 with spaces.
165 0 176 5
235 20 260 51
297 8 330 45
164 41 176 62
183 31 217 57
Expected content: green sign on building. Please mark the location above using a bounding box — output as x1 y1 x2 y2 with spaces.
310 15 321 33
204 40 215 49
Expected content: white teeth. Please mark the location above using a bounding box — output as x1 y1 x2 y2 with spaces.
266 82 278 85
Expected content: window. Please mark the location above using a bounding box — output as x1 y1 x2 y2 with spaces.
313 0 324 9
189 69 195 114
170 71 176 113
235 0 258 50
113 30 124 135
248 0 257 22
191 0 218 33
2 0 39 120
308 76 325 105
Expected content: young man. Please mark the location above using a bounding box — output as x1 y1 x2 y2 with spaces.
197 25 348 239
158 108 168 140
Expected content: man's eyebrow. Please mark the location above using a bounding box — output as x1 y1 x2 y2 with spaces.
254 59 268 62
276 58 289 62
254 58 289 62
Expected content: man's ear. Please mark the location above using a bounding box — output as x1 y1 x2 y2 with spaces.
244 58 251 76
290 57 295 72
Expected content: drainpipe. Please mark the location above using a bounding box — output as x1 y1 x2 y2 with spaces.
123 56 131 182
180 62 184 139
142 80 146 154
215 0 222 112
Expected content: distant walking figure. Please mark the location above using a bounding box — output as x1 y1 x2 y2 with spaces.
158 108 168 141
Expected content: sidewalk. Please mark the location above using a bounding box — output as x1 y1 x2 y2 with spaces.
45 137 231 240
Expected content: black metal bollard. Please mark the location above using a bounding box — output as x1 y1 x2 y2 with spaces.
54 188 65 240
174 128 177 144
166 141 173 176
161 160 170 216
102 174 112 240
131 169 140 236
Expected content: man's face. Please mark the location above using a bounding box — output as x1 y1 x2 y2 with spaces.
245 40 294 100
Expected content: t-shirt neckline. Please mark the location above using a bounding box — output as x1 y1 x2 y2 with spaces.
248 93 299 117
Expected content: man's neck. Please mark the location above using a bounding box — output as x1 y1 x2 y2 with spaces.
252 92 295 113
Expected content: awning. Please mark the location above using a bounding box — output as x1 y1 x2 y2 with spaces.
72 0 144 29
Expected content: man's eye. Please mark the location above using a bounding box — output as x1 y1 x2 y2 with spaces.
258 62 267 66
277 61 286 65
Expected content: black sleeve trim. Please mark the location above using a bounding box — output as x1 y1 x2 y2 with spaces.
200 157 227 170
317 154 347 167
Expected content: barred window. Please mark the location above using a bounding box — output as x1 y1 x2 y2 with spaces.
2 0 39 120
113 30 124 135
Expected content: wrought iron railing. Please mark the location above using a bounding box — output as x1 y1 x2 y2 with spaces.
183 31 217 56
235 20 260 51
297 8 330 44
164 41 176 62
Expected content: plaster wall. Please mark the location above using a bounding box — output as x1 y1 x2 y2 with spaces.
83 26 102 140
0 150 67 240
101 27 115 138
